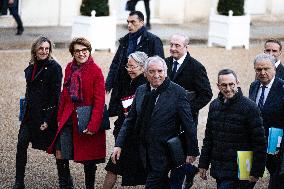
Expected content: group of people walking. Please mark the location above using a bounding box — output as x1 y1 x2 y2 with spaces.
12 10 284 189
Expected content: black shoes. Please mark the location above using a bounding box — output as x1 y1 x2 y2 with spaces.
16 27 24 35
182 166 199 189
12 182 25 189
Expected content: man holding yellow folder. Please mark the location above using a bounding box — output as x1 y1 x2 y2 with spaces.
198 69 267 189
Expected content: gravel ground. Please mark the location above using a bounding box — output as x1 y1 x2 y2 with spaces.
0 44 276 188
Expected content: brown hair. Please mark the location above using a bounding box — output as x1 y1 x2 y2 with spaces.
265 38 282 51
30 35 53 65
69 37 92 56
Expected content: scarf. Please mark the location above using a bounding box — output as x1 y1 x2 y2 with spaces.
31 59 46 81
64 56 93 102
127 26 146 56
138 77 171 143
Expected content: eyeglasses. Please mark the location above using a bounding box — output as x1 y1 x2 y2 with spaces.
125 65 139 70
218 83 235 89
264 49 279 53
74 48 88 55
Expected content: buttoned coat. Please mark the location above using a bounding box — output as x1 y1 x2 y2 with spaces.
22 58 62 150
165 53 212 123
276 63 284 80
116 81 199 177
48 58 106 161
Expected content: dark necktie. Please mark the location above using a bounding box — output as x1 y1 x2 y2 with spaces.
258 86 266 109
170 61 178 80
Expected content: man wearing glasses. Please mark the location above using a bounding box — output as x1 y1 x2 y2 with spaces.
249 53 284 189
199 69 266 189
264 39 284 80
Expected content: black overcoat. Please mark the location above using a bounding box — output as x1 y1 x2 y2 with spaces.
22 58 62 150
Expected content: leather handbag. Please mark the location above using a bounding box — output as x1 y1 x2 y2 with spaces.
166 131 186 168
76 104 110 134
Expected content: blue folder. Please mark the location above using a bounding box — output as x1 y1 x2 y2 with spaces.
267 127 283 154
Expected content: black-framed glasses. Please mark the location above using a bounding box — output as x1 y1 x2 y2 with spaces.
218 83 235 89
74 48 88 55
125 65 139 70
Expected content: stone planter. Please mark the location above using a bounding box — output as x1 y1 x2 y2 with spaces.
71 11 116 52
208 8 250 50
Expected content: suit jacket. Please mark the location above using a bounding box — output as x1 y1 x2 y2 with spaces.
249 77 284 136
116 81 199 172
165 53 212 123
276 62 284 80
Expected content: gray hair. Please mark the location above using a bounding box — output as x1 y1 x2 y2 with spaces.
144 56 168 76
128 51 148 67
254 53 276 67
171 33 190 46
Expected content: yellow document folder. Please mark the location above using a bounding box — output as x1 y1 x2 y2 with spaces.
237 151 253 180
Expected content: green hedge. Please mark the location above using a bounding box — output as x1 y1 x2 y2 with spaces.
80 0 109 16
217 0 244 16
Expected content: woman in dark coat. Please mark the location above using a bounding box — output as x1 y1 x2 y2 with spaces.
13 36 63 189
103 51 148 189
48 37 106 189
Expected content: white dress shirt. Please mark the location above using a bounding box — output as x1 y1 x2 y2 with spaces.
173 53 187 71
256 77 275 106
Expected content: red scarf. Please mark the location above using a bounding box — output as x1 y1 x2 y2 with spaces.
64 56 94 102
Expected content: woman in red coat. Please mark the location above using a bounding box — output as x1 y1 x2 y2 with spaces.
48 37 106 189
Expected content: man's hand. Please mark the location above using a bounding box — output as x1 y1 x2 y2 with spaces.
186 156 196 164
111 147 122 164
249 176 258 182
40 122 48 131
199 168 207 180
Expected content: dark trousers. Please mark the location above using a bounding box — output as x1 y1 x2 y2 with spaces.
267 154 281 189
170 164 198 188
8 0 23 29
15 125 31 182
216 179 256 189
145 169 170 189
132 0 150 25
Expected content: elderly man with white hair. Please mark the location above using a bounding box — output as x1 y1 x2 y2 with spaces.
249 53 284 189
111 56 199 188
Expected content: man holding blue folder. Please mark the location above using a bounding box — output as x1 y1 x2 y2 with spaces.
199 69 267 189
249 53 284 189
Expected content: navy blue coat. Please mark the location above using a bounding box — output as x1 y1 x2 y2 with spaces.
249 77 284 136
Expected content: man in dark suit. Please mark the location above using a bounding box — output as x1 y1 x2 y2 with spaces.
249 53 284 189
112 56 199 188
165 33 213 189
264 38 284 80
105 10 164 118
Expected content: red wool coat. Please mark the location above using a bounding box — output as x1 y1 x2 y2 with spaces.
48 57 106 161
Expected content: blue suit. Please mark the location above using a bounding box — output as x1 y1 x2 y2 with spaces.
249 77 284 189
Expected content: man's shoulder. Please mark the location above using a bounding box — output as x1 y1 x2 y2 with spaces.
143 30 161 41
168 81 186 93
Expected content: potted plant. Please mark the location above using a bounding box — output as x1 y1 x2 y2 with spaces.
208 0 250 50
71 0 116 52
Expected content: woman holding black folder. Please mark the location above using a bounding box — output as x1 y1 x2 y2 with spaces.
13 36 63 189
48 37 106 189
103 51 148 189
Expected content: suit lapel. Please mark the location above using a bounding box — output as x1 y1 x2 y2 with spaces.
263 78 279 107
173 53 189 81
167 57 174 77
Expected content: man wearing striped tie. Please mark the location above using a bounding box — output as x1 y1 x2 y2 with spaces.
249 53 284 189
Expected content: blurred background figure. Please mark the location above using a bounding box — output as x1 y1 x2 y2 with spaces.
0 0 24 35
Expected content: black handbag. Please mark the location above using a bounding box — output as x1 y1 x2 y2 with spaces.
76 104 110 134
166 131 186 168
